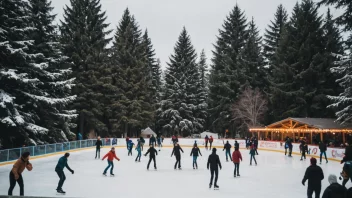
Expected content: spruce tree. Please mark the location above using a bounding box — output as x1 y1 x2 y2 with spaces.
160 27 199 136
269 0 335 120
318 0 352 31
208 5 248 133
110 8 153 137
263 4 288 67
60 0 111 137
196 50 208 132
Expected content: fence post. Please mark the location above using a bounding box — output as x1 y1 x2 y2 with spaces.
20 148 22 157
69 142 71 150
80 141 81 148
54 144 57 153
7 149 9 161
62 144 64 152
45 145 47 155
32 146 34 156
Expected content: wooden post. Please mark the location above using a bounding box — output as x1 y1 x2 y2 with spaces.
343 132 346 143
258 131 260 139
320 132 323 143
310 131 313 144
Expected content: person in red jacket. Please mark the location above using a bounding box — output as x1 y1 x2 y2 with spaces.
209 136 214 150
232 147 242 177
205 135 209 150
102 147 120 176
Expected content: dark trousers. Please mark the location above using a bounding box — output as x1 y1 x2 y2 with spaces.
174 155 181 169
95 147 100 158
250 155 257 165
301 151 306 160
205 141 208 149
192 156 198 168
8 172 24 196
55 170 66 190
320 151 327 162
128 148 132 156
210 142 213 150
225 150 232 161
135 151 141 161
285 148 288 155
209 168 219 185
307 188 321 198
254 146 258 155
289 148 293 156
103 160 114 174
147 156 156 169
234 163 240 175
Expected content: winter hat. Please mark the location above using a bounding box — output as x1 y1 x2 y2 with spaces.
328 174 338 184
212 148 217 153
310 157 317 165
64 153 70 157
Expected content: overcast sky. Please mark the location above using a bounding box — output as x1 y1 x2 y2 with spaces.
51 0 342 69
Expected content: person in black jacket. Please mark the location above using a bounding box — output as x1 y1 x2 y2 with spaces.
190 144 202 169
95 136 102 159
341 142 352 187
207 148 222 189
319 141 328 164
322 174 347 198
234 141 239 150
302 157 324 198
171 143 184 169
223 141 232 162
149 135 156 147
300 141 308 161
288 138 293 157
144 145 158 170
253 137 259 155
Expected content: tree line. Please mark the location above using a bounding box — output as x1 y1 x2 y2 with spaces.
0 0 351 147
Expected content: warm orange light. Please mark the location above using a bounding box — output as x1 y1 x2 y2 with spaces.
249 128 352 133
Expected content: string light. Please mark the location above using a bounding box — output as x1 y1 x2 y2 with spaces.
249 128 352 133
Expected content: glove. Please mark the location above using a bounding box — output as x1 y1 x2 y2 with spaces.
302 181 305 186
71 170 74 174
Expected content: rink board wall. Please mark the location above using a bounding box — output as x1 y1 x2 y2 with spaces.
122 138 345 161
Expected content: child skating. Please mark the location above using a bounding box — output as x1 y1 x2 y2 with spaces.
127 140 134 156
190 143 202 169
102 147 120 176
250 144 257 166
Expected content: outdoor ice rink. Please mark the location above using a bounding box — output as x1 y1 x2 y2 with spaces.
0 147 350 198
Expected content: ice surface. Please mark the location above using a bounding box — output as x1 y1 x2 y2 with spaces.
0 147 350 198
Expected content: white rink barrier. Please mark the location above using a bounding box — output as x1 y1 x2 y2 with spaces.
116 138 345 161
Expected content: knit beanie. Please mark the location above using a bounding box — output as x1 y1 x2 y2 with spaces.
328 174 337 184
310 157 317 165
212 148 217 153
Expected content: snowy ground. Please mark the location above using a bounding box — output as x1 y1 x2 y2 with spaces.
0 147 350 198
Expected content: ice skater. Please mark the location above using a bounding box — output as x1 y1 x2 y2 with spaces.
95 136 102 159
288 138 293 157
55 153 74 194
8 152 32 196
284 137 289 156
300 141 308 161
135 140 142 162
302 157 324 198
234 140 239 150
232 147 242 177
207 148 222 189
139 136 145 151
190 143 202 169
250 143 257 166
102 147 120 176
171 143 184 169
127 140 134 156
223 141 232 162
341 141 352 187
157 135 162 151
145 145 158 170
209 136 213 150
319 141 328 164
205 135 209 150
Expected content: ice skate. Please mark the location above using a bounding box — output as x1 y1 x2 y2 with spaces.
178 167 182 170
234 174 236 177
103 172 107 176
237 174 240 177
154 167 157 170
110 173 115 176
57 189 66 194
209 183 212 188
193 167 195 169
214 185 219 190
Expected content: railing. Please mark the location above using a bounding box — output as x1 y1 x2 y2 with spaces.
0 138 118 163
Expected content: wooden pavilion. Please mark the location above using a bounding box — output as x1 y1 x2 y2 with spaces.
249 117 352 143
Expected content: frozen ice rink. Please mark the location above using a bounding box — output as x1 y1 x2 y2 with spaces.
0 147 351 198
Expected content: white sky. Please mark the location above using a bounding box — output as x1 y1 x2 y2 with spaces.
51 0 343 69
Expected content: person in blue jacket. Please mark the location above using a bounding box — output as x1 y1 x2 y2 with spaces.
77 132 82 140
135 140 142 162
157 135 162 151
128 140 134 156
55 153 74 194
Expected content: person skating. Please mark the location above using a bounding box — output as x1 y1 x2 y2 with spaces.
253 137 259 155
171 143 184 169
245 137 250 149
223 141 232 162
190 143 202 169
232 147 242 177
288 138 293 157
205 135 209 150
209 136 214 150
341 141 352 187
135 140 142 162
127 140 134 156
302 157 324 198
55 153 74 194
149 135 156 147
95 136 102 159
207 148 222 189
301 141 308 161
125 136 129 149
102 147 120 176
284 137 289 156
234 140 239 150
145 145 158 170
140 136 145 151
172 135 177 146
8 152 32 196
321 174 347 198
319 141 328 164
250 143 257 166
157 135 162 151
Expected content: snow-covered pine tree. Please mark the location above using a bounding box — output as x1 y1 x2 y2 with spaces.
240 17 266 90
160 27 198 136
318 0 352 31
263 4 288 67
195 49 208 132
208 4 248 133
110 8 153 137
60 0 112 137
27 0 77 143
